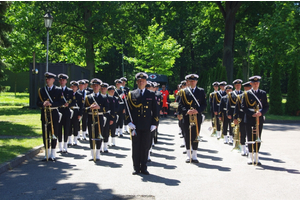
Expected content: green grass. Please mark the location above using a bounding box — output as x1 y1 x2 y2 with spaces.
265 114 300 121
0 92 29 106
0 106 42 164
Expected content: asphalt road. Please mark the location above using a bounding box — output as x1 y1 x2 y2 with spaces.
1 117 299 200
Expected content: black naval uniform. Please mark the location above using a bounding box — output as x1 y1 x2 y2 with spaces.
219 94 232 137
78 89 90 137
212 90 225 132
58 86 73 144
226 90 242 137
122 86 130 129
125 89 158 173
37 86 64 150
154 90 162 144
101 93 114 143
108 94 119 139
69 90 84 140
114 88 125 130
176 93 185 138
241 89 269 152
233 93 246 146
178 87 207 151
85 93 109 149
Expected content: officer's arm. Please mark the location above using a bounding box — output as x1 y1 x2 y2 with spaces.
177 91 187 116
151 93 159 126
241 92 255 116
196 89 207 114
261 92 269 115
226 95 231 117
36 88 44 108
51 88 64 107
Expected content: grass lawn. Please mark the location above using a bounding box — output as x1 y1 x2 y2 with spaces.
0 106 42 164
0 92 29 106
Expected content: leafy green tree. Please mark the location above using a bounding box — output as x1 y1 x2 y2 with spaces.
269 61 283 115
124 20 183 76
285 62 300 115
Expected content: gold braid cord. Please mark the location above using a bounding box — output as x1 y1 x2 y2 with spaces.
214 92 221 103
244 91 256 107
85 96 91 107
228 92 236 105
38 88 44 102
182 89 193 107
128 92 142 108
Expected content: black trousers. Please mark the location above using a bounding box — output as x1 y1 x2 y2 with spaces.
182 116 201 150
116 112 124 128
87 115 103 149
246 122 263 152
103 117 110 143
81 112 88 132
154 120 159 144
222 115 233 136
211 112 221 131
41 109 58 149
70 110 80 137
239 122 247 145
132 129 151 172
109 122 117 138
58 108 70 142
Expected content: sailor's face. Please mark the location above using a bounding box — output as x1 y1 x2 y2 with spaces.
46 77 55 86
137 79 147 89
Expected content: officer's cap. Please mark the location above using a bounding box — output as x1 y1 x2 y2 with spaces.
179 84 182 88
90 78 102 85
225 85 233 90
249 75 261 82
233 79 243 85
58 73 69 80
155 82 160 87
44 72 56 79
101 82 109 88
212 82 219 86
181 80 187 86
107 85 116 91
70 80 78 86
114 79 122 84
78 80 85 85
219 81 227 86
242 81 251 87
185 74 199 80
83 79 89 84
135 72 148 80
120 77 127 82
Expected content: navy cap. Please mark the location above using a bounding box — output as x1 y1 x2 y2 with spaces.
78 80 85 85
120 77 127 82
114 79 122 84
243 81 251 87
225 85 233 90
155 83 160 87
58 73 69 80
249 75 261 82
185 74 199 80
212 82 219 86
90 78 102 85
219 81 227 86
135 72 148 80
44 72 56 79
70 80 78 86
233 79 243 84
107 85 116 91
181 80 187 86
101 82 109 88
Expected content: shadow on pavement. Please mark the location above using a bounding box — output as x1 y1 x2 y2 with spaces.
259 156 285 163
95 160 123 168
151 152 176 160
198 154 223 161
101 152 127 159
263 123 300 131
198 147 218 154
256 164 300 174
153 146 175 152
193 162 231 172
148 161 177 170
58 152 87 160
157 133 175 137
141 174 181 186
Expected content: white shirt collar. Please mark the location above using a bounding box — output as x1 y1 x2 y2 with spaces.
140 88 145 95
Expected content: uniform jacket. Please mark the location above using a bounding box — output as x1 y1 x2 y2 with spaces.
226 90 243 117
212 90 226 113
84 93 109 116
69 90 84 116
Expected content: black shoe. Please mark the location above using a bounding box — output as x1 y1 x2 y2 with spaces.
183 151 187 154
152 144 155 147
185 159 191 163
83 138 87 141
192 159 199 163
73 144 77 146
247 161 252 165
100 150 103 153
180 145 185 148
147 159 151 162
104 150 109 153
256 162 262 166
49 157 56 162
141 170 150 175
180 135 183 138
132 171 140 175
41 157 49 162
57 150 62 153
96 158 100 161
119 134 123 137
67 144 72 148
89 158 94 161
77 138 80 140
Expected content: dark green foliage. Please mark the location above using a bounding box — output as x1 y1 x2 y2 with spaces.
269 61 283 115
285 63 300 115
236 67 243 81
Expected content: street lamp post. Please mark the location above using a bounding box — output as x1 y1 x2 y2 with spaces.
44 12 53 72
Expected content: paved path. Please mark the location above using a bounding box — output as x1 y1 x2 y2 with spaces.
1 118 300 200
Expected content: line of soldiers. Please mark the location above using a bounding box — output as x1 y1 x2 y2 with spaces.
37 72 163 175
209 76 269 165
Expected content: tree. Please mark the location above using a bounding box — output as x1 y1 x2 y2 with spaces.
269 61 283 115
285 62 300 115
124 20 183 76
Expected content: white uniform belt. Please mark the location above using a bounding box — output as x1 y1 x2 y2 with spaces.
119 102 124 104
71 107 80 110
240 109 243 112
88 112 104 115
231 106 235 108
45 107 58 110
223 108 227 111
217 104 220 106
249 108 262 112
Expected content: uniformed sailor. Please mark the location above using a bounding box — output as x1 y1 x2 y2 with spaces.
209 82 220 136
213 81 227 138
107 86 119 146
120 77 130 134
37 72 64 161
219 85 233 144
114 79 125 138
78 80 90 140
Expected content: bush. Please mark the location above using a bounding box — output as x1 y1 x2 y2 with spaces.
285 63 300 115
269 62 283 115
0 86 10 93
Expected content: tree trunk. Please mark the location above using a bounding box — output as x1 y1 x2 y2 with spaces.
84 5 95 79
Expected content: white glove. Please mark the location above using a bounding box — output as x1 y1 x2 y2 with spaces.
128 122 136 130
150 125 157 132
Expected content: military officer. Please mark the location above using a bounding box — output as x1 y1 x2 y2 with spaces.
37 72 64 161
153 81 163 144
57 73 73 153
226 79 243 144
209 82 220 136
84 79 94 93
233 81 251 156
114 79 125 138
78 80 90 140
177 74 207 163
107 86 119 146
68 81 83 146
84 78 109 161
120 77 130 134
219 85 233 144
213 81 227 138
125 72 158 175
241 76 269 165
